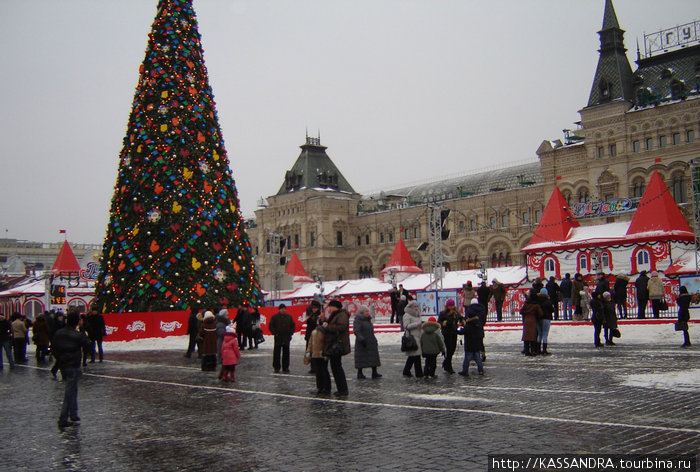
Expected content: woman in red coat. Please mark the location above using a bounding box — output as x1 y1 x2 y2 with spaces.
520 290 543 356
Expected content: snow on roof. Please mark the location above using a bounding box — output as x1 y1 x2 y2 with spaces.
433 267 527 290
523 221 630 252
332 278 392 296
0 279 45 297
276 280 348 300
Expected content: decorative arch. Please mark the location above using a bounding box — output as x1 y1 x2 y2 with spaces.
630 246 656 273
597 169 619 200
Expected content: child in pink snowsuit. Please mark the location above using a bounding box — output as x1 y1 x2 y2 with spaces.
219 325 241 381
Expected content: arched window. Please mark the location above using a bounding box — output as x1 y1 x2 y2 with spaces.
601 252 611 271
544 259 556 272
637 250 649 266
491 253 497 267
68 299 87 313
672 173 686 204
577 187 590 203
579 253 589 273
632 177 646 199
22 299 44 319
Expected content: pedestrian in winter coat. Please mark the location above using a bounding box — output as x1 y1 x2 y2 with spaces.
234 305 252 349
0 313 15 370
32 315 50 363
634 271 650 319
559 273 573 320
307 308 331 394
613 274 630 319
185 309 202 358
53 311 91 428
459 301 485 376
594 272 610 297
402 301 423 377
269 304 296 374
572 273 585 319
11 314 27 363
353 305 381 379
647 271 665 318
304 300 321 346
389 288 399 324
322 300 350 396
590 293 605 347
579 289 592 321
491 279 507 322
602 292 618 345
249 306 262 349
219 325 241 382
675 286 693 348
462 282 476 311
537 288 554 355
215 309 231 364
420 318 445 378
86 309 106 363
545 277 560 320
198 311 218 371
437 299 460 373
519 291 542 356
464 298 487 361
396 295 407 329
477 282 492 312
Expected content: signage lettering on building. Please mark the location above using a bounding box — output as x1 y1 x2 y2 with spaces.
572 198 634 218
50 284 66 305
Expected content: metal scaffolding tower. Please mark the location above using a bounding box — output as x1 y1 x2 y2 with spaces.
690 159 700 273
428 203 444 289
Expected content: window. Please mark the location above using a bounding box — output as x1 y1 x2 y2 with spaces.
609 144 617 157
601 252 610 270
687 130 695 143
672 174 686 203
336 231 343 247
673 132 681 145
365 234 370 245
357 235 361 247
577 187 589 203
597 146 605 158
579 254 588 271
501 214 508 228
470 219 477 231
459 221 466 233
413 227 419 239
632 140 640 153
23 299 44 319
535 210 542 222
489 216 496 228
646 137 653 150
380 232 384 243
522 212 530 225
310 232 316 247
637 250 649 266
67 299 87 314
388 231 394 243
632 178 646 198
294 234 299 248
659 135 667 148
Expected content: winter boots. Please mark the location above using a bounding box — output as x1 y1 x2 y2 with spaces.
542 343 549 355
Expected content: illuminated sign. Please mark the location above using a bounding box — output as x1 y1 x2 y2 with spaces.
571 198 634 218
50 284 66 305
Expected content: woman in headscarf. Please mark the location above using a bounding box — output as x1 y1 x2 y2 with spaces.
353 305 381 379
402 301 423 377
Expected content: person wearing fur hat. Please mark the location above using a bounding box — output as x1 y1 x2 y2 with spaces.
402 300 423 377
219 325 241 382
420 317 445 378
198 311 218 371
269 304 296 374
353 305 381 379
322 300 350 396
634 271 650 319
537 288 554 355
437 298 460 373
459 300 485 376
647 271 665 318
519 291 542 356
613 274 630 319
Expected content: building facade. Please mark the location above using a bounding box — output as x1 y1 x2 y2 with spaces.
249 1 700 291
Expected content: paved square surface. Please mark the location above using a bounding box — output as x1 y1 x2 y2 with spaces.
1 340 698 471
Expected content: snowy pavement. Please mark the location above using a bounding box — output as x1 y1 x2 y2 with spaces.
1 322 698 471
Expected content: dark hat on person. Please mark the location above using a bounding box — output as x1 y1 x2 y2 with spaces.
278 303 286 309
67 312 79 327
310 300 321 308
328 300 343 309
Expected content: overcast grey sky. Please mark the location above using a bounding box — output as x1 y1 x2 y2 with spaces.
1 1 697 245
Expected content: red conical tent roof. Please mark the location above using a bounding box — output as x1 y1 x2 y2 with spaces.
627 170 693 236
526 186 580 246
285 253 314 283
51 240 81 274
380 239 423 274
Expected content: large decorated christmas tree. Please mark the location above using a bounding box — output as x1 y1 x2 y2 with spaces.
94 0 263 313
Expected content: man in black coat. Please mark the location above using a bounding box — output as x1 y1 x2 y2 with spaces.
184 308 201 358
53 311 91 428
634 271 650 319
234 304 252 349
477 282 492 313
559 273 573 320
268 304 296 373
545 277 561 320
86 309 106 363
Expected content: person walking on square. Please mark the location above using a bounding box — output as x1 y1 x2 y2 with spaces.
613 274 629 319
545 276 560 320
198 311 218 371
519 291 542 356
537 288 554 355
219 325 241 382
402 300 424 377
464 297 487 361
269 304 296 374
675 286 692 348
437 298 460 373
11 314 28 363
420 317 445 378
459 303 485 376
86 309 106 363
559 273 573 321
78 313 90 367
634 271 650 319
32 314 50 364
306 311 331 394
491 279 507 322
322 300 350 396
53 311 90 428
184 308 202 358
0 313 15 370
353 305 381 379
647 271 664 319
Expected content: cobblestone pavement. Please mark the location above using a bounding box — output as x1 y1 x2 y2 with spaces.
1 340 698 472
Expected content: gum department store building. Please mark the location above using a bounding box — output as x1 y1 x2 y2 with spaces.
249 1 700 290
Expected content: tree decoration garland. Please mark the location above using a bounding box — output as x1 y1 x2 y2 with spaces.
94 0 263 313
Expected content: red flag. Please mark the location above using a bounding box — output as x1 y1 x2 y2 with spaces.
59 230 66 234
